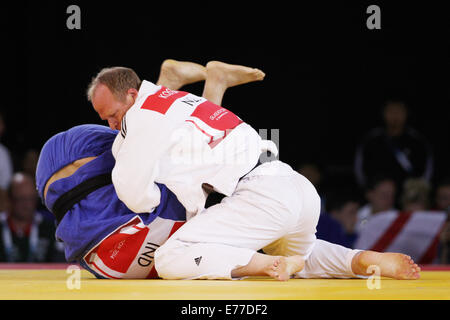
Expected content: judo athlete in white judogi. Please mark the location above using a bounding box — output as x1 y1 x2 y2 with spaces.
88 60 421 280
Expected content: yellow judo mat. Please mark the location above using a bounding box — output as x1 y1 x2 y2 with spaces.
1 264 450 300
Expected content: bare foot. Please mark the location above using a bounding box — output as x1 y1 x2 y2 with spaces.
157 59 207 90
266 256 305 281
352 251 421 280
205 61 265 88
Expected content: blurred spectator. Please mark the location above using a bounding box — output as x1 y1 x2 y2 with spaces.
354 176 445 264
297 162 322 190
356 174 397 233
400 178 431 212
434 178 450 264
434 178 450 212
19 148 54 219
354 208 447 264
439 220 450 264
22 149 39 182
0 172 65 262
354 99 433 195
316 190 360 248
0 111 13 212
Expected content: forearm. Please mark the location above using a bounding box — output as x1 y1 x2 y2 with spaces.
112 165 161 213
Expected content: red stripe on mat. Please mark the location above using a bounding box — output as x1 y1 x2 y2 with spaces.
0 263 77 269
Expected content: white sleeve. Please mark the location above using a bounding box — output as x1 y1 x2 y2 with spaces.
111 110 166 214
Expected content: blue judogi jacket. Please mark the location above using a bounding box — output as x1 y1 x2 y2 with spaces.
35 125 186 266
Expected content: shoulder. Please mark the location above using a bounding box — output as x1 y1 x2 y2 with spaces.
356 128 385 152
130 80 162 112
358 128 384 144
365 127 384 140
138 80 161 96
124 80 166 123
405 127 430 143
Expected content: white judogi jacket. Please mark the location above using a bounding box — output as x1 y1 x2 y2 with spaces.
112 80 277 218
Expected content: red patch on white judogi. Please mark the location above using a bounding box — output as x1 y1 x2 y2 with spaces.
96 227 150 274
141 87 189 115
83 217 186 279
190 101 242 131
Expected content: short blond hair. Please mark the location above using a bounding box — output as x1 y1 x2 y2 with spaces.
87 67 141 102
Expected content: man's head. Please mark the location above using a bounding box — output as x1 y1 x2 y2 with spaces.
8 173 37 222
326 191 361 234
382 100 408 136
87 67 141 130
365 174 397 213
400 178 431 212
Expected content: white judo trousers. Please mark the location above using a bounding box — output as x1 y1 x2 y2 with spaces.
155 160 361 280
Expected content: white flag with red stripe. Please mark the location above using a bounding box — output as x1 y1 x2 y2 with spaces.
354 210 447 264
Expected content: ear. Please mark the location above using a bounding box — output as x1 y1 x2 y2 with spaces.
128 88 138 97
127 88 139 103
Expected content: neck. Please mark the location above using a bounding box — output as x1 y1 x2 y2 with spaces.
372 205 390 214
386 126 403 137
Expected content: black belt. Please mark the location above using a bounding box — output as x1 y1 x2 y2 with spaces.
51 173 112 223
238 151 273 182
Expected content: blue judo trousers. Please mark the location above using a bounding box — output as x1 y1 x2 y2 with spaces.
36 124 186 278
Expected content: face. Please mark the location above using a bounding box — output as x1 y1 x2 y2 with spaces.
23 150 39 176
92 84 137 130
436 185 450 211
332 201 359 233
383 102 407 129
367 180 396 213
10 175 37 221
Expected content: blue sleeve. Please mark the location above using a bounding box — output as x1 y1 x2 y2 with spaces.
152 183 187 222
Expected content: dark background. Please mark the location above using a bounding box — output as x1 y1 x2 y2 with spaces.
1 1 449 187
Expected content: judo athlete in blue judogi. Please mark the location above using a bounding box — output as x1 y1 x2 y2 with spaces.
36 124 186 279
